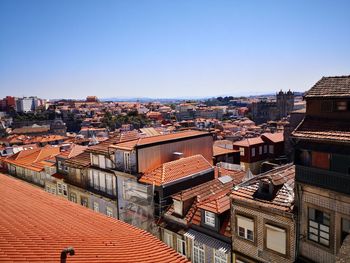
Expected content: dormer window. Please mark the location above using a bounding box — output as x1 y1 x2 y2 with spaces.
204 211 216 227
173 200 183 216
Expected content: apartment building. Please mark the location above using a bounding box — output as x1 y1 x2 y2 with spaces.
160 168 245 263
231 164 296 263
292 76 350 262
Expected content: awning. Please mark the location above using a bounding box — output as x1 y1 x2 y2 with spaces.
184 229 231 253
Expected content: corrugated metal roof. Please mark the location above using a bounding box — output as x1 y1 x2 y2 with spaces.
184 229 231 253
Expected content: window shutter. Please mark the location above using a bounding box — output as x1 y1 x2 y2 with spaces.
266 224 286 254
237 215 254 230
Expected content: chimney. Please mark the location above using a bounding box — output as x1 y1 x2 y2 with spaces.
173 152 183 160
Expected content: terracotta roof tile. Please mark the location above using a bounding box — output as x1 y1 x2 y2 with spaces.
65 151 91 168
233 137 264 147
213 146 239 157
261 132 284 143
305 75 350 98
139 155 213 186
4 147 60 172
231 164 295 212
0 174 188 263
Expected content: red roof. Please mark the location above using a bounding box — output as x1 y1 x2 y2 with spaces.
233 137 264 147
0 174 188 263
139 155 213 186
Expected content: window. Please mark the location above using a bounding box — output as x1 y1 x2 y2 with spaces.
62 184 68 197
308 208 330 246
93 170 99 190
106 206 113 217
81 197 89 208
265 224 286 255
98 155 106 169
341 218 350 244
58 160 62 170
193 240 205 263
100 173 106 192
311 151 330 170
57 183 63 195
124 152 131 170
259 146 263 155
251 148 255 157
106 158 112 169
92 154 99 166
204 211 216 227
239 147 245 156
106 174 113 195
70 193 77 203
214 249 227 263
269 145 274 154
336 101 348 111
263 145 268 154
93 202 99 212
163 231 173 247
237 215 254 242
177 237 186 256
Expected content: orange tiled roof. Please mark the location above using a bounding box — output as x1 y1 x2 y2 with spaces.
139 155 213 186
57 144 88 159
261 132 284 143
65 151 91 168
113 130 210 150
4 147 60 172
0 174 188 263
213 146 239 157
233 137 264 147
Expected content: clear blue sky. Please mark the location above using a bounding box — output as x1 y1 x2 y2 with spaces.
1 0 350 99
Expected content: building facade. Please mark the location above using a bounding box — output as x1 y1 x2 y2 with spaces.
292 76 350 262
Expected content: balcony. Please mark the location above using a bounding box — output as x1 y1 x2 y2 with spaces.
296 165 350 195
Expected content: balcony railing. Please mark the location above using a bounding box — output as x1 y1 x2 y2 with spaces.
296 165 350 194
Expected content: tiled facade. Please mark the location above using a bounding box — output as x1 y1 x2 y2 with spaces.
297 184 350 263
232 203 296 263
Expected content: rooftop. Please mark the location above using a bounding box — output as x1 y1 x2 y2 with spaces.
0 174 188 263
113 130 210 151
292 117 350 143
4 147 60 171
231 164 295 212
305 75 350 98
139 154 213 186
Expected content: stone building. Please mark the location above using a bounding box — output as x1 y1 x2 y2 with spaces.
251 90 294 124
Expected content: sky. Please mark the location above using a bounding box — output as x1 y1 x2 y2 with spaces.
1 0 350 99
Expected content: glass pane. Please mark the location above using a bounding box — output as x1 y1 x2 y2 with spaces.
309 233 318 242
320 224 329 233
320 231 329 239
309 227 318 235
342 218 350 233
320 238 329 246
247 230 254 241
309 220 318 228
309 208 315 221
